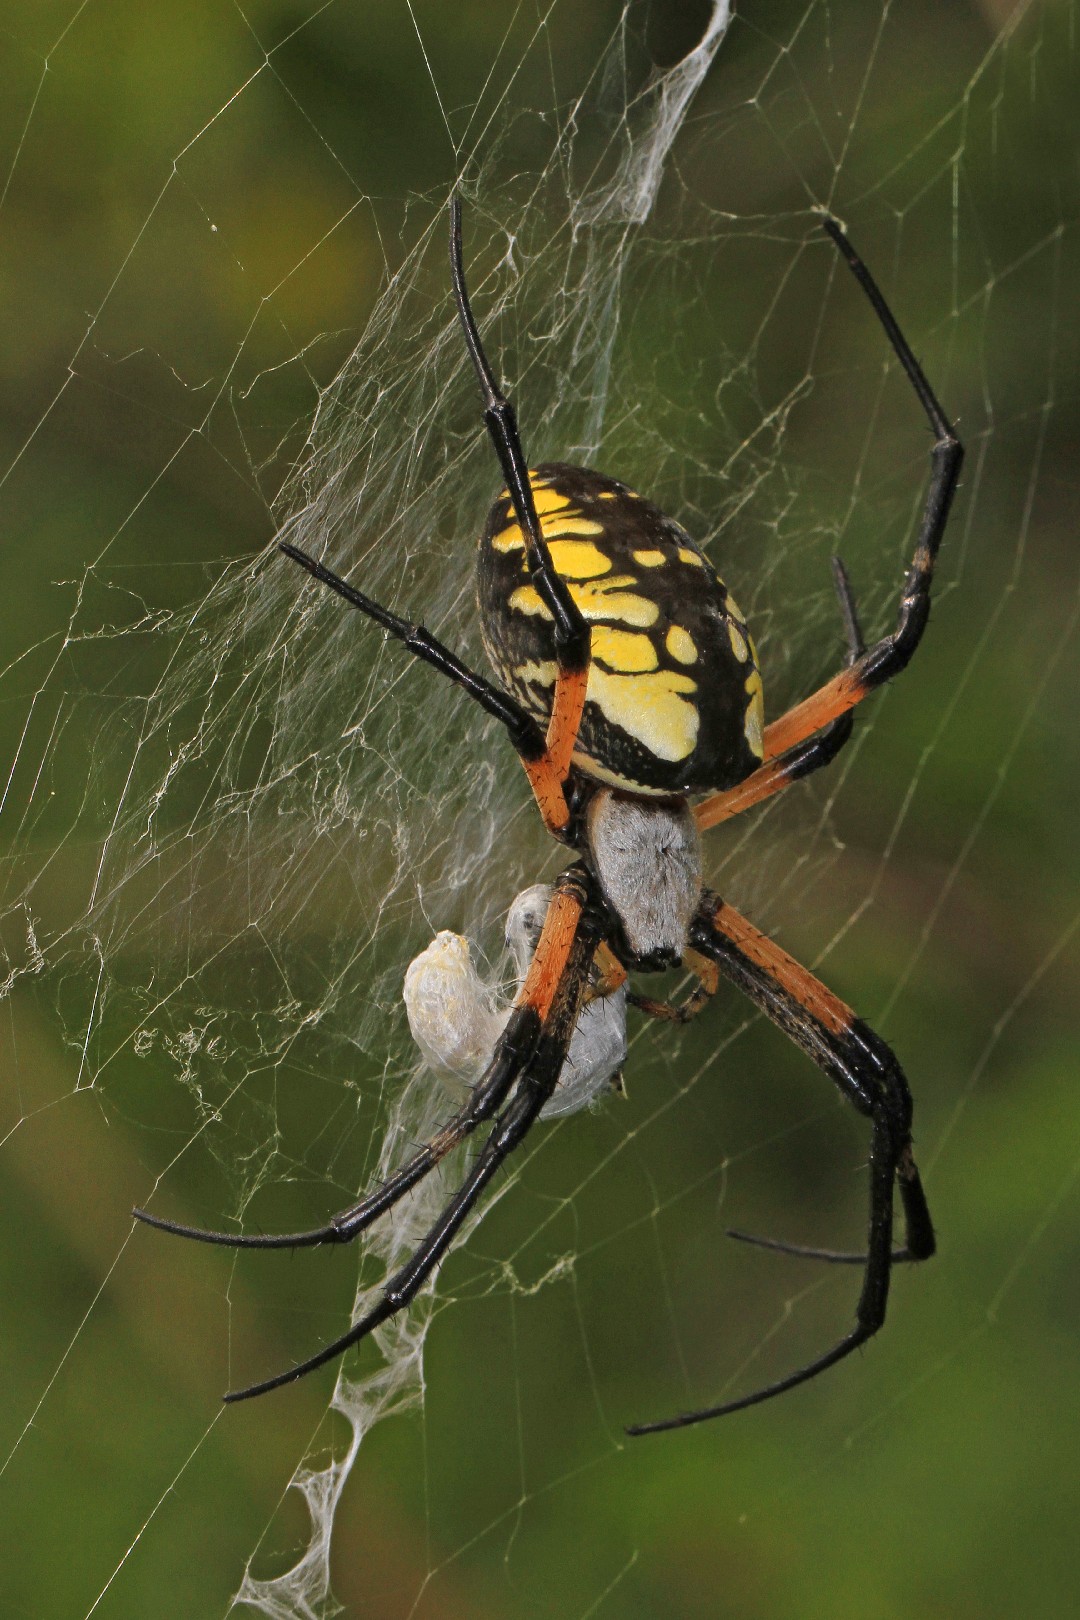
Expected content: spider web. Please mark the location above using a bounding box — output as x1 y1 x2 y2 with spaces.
2 2 1079 1617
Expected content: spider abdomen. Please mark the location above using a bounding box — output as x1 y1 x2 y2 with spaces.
477 463 764 795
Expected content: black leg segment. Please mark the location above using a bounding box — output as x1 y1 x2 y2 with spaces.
278 542 546 763
216 868 601 1402
627 894 935 1435
822 214 964 692
449 198 590 678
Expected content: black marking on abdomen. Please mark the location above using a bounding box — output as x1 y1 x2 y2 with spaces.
477 463 764 795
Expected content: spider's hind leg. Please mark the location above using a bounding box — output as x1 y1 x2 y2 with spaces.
697 219 963 836
273 198 599 844
755 218 963 763
450 198 591 827
695 555 865 831
627 949 720 1025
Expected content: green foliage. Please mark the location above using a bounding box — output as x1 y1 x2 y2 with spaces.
1 3 1078 1617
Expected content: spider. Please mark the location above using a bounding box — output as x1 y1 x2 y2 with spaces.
135 199 962 1429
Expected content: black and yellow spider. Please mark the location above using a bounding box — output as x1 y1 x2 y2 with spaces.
136 199 962 1428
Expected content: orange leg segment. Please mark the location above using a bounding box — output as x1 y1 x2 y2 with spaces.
708 899 854 1036
627 886 935 1434
694 665 864 832
696 207 965 837
519 878 589 1021
451 199 592 837
521 663 591 835
695 559 865 832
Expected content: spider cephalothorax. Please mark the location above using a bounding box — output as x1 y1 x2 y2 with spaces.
136 199 961 1428
583 788 701 965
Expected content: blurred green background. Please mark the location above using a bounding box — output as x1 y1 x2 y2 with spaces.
2 2 1079 1617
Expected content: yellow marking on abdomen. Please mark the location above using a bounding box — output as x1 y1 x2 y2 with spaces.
513 659 558 687
545 539 611 579
531 485 569 512
496 474 543 498
726 591 746 622
591 626 658 673
587 666 698 762
665 625 697 665
678 547 707 568
542 515 605 538
633 549 666 567
510 579 660 628
743 668 765 758
490 482 571 552
727 621 748 662
491 503 604 555
508 585 553 619
491 522 525 552
573 579 659 626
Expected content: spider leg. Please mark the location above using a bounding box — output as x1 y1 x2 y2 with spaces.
274 200 596 840
627 892 934 1435
222 868 600 1402
450 198 591 814
762 218 964 757
697 217 962 833
277 543 575 828
224 1075 557 1402
696 557 865 830
725 1229 920 1266
133 1010 534 1251
135 873 590 1254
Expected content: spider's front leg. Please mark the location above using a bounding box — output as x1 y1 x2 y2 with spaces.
135 869 600 1255
216 865 602 1402
628 892 935 1435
